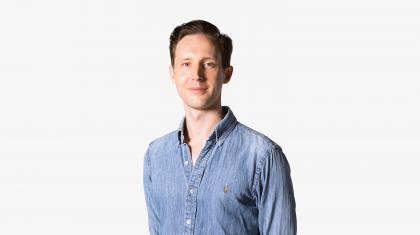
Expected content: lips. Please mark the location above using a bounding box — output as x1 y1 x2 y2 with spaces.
189 87 207 93
189 87 207 90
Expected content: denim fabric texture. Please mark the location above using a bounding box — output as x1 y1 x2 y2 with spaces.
143 106 296 235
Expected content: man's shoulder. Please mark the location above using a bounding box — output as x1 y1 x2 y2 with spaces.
233 122 283 152
146 129 179 152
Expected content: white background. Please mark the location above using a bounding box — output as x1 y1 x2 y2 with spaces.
1 0 419 234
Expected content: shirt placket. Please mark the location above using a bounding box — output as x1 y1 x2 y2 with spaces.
181 139 216 235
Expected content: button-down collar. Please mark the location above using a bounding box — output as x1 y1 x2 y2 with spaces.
178 106 238 145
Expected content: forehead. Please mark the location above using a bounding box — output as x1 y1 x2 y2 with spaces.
175 34 220 60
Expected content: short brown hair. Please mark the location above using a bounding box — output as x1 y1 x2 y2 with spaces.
169 20 233 69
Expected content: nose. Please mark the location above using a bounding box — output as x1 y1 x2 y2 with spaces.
191 63 205 81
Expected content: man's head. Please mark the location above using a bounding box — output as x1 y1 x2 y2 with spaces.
169 20 233 69
169 20 234 111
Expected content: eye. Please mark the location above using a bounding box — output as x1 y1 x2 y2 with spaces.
204 62 216 68
181 62 190 67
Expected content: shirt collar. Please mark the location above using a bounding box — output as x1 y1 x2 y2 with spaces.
178 105 237 144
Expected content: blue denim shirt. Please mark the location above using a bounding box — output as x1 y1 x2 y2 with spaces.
143 106 296 235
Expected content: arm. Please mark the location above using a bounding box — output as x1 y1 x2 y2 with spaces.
254 146 297 235
143 147 160 235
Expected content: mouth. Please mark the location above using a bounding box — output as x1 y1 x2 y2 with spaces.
189 88 207 94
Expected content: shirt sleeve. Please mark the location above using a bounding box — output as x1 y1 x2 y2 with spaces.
143 146 160 235
254 146 297 235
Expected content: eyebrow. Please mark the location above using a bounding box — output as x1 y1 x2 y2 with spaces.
180 56 216 60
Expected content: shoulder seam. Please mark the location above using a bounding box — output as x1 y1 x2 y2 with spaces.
251 145 279 199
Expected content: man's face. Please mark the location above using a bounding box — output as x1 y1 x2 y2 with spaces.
170 34 232 111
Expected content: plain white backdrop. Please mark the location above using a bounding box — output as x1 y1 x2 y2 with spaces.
0 0 419 234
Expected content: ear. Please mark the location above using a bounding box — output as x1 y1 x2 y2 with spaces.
223 66 233 84
169 65 175 84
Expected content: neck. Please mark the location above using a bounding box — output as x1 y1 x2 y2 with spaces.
183 104 224 145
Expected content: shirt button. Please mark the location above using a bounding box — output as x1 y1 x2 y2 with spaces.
189 188 196 195
186 219 191 225
184 160 188 165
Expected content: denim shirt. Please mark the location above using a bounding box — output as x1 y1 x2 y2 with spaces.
143 106 296 235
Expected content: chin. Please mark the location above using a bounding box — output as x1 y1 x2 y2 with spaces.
185 103 208 110
184 100 214 110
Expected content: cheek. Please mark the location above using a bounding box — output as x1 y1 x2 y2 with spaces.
173 72 188 84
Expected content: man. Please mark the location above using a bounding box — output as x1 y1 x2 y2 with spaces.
143 19 296 235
